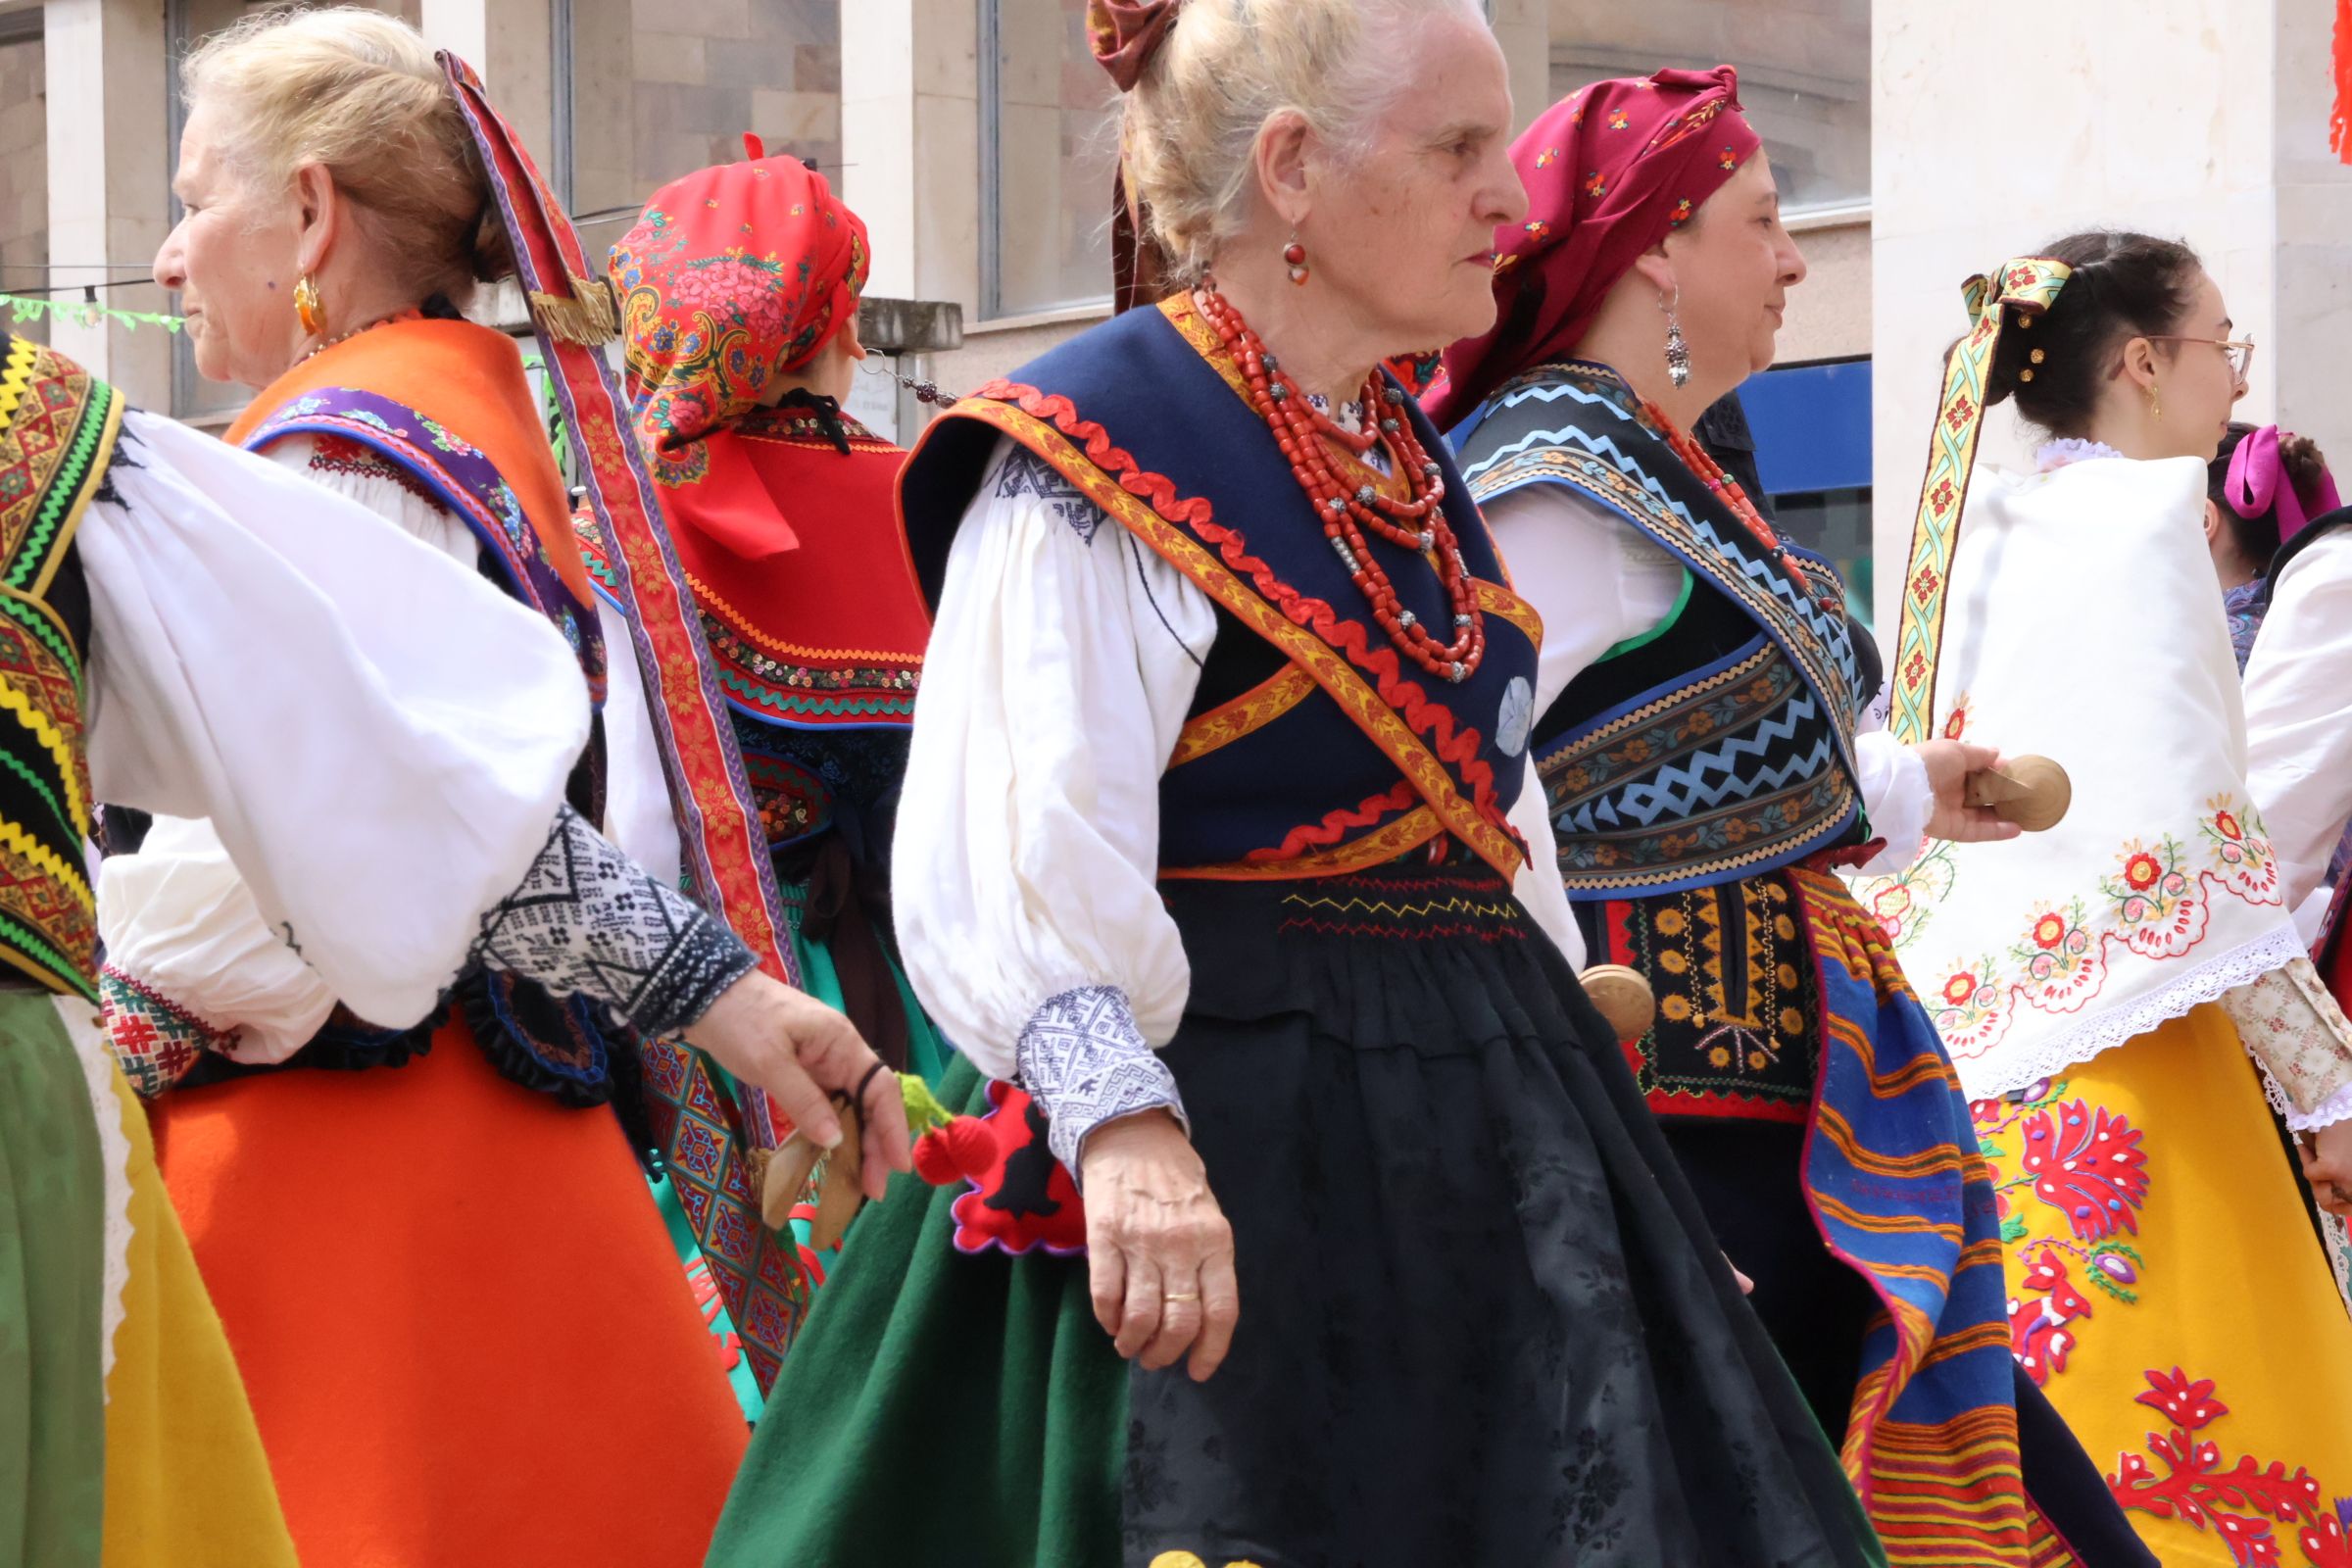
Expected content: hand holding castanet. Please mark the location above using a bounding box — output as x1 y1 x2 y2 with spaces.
1962 755 2072 832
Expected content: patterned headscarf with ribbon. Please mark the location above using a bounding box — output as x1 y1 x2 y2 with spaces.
2225 423 2342 553
1426 67 1761 430
1886 257 2073 747
610 140 870 555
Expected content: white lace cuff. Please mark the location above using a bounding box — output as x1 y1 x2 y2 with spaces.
1014 985 1187 1181
2287 1079 2352 1134
1854 736 1933 876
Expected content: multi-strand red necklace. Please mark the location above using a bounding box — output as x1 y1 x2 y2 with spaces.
1642 396 1844 617
1196 282 1485 684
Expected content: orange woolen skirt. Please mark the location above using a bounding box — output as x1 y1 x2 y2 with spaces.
151 1015 748 1568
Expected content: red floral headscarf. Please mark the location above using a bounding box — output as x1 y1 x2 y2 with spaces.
610 140 869 551
1426 67 1761 428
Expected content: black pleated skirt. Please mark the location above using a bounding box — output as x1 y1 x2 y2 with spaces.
710 858 1885 1567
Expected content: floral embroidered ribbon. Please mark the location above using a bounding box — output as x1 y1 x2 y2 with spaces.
1888 257 2071 746
441 50 817 1387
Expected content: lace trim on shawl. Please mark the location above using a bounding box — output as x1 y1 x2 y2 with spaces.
1963 924 2308 1101
2035 438 2126 471
60 1002 132 1387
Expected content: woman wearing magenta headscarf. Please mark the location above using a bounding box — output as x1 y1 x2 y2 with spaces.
707 11 1886 1568
1435 71 2150 1565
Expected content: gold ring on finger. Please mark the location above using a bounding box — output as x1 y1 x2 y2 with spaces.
1162 1291 1200 1302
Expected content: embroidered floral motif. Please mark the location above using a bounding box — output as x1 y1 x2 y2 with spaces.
912 1079 1087 1256
1893 795 2284 1051
2009 898 2108 1012
1601 876 1819 1121
2206 795 2283 904
2108 1368 2352 1568
1866 838 1955 947
2103 835 2210 957
1934 955 2013 1055
1974 1080 2150 1388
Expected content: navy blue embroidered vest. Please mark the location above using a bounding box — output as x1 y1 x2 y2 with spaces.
901 296 1540 881
1454 363 1863 899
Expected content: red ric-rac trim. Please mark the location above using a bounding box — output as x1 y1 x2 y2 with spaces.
957 381 1528 880
1248 780 1421 862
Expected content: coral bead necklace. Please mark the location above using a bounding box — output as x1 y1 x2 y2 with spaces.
1643 395 1842 616
1195 280 1485 684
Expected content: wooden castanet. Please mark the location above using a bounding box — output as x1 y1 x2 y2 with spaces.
807 1108 865 1251
757 1099 866 1244
1962 754 2073 832
1580 963 1657 1043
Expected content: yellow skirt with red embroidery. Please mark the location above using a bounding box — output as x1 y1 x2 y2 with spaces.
1976 1003 2352 1568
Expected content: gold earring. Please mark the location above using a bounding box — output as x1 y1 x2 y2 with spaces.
294 273 324 336
2147 381 2162 421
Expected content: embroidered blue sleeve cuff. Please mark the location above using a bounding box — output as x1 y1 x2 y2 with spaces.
1015 985 1188 1180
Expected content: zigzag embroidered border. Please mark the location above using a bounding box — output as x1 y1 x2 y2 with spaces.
0 333 112 999
1463 366 1859 756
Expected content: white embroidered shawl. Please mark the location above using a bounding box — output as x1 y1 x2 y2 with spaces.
1852 453 2304 1101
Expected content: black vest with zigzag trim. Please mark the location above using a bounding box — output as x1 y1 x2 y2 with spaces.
1453 362 1864 899
901 297 1540 881
0 333 113 1000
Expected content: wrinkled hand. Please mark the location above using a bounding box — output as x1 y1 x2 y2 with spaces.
1079 1109 1239 1382
2300 1123 2352 1218
1913 740 2025 846
683 971 910 1201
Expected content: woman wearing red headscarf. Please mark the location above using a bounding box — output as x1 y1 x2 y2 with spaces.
1433 71 2150 1567
585 147 948 1414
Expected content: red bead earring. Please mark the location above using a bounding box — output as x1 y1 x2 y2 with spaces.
1284 235 1309 285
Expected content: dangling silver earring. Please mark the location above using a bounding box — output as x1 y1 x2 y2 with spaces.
1661 286 1690 389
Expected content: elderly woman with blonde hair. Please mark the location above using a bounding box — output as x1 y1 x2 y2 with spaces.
101 9 909 1566
705 2 1885 1564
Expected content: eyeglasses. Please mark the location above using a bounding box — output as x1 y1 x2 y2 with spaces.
2142 334 2258 381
